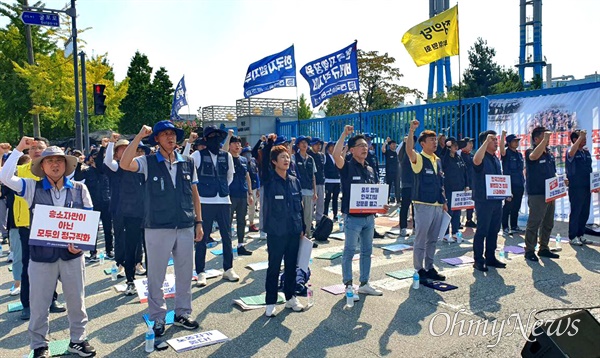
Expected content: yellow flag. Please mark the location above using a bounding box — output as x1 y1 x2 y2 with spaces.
401 5 459 67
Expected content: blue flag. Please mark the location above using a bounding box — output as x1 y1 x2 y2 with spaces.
244 45 296 98
300 41 360 108
171 76 188 121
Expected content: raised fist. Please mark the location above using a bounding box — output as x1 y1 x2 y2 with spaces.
410 120 419 131
343 125 354 136
228 129 234 136
543 131 552 141
260 135 267 142
110 133 120 142
502 129 507 136
189 132 198 142
17 136 34 152
139 125 153 138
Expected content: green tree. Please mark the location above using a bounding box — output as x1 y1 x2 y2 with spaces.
460 37 504 98
491 67 524 94
148 67 173 123
528 74 543 90
119 51 153 134
298 93 312 119
320 49 421 116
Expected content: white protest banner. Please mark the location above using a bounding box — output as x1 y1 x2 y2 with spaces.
485 175 512 200
451 191 474 210
167 330 229 352
545 175 567 203
591 172 600 193
29 204 100 251
349 183 389 214
134 274 176 303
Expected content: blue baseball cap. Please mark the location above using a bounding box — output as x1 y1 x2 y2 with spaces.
148 120 184 146
274 135 290 145
203 125 227 140
505 134 520 147
137 143 151 155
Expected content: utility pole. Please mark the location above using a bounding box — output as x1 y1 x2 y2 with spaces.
23 0 41 137
80 51 89 153
69 0 82 150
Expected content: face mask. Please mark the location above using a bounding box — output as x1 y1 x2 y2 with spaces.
206 137 221 154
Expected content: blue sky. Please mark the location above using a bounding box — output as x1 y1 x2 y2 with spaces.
4 0 599 115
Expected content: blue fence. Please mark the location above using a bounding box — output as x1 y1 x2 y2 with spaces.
277 96 488 165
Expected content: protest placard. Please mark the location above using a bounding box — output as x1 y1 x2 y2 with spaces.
349 184 389 214
134 274 176 303
591 172 600 192
450 190 474 210
545 175 567 203
167 330 229 352
485 175 512 199
29 204 100 251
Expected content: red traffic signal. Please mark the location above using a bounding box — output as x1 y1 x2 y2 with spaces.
93 84 106 115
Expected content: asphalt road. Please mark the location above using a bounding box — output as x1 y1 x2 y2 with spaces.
1 211 599 358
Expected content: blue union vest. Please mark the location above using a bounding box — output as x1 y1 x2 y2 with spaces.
196 149 230 198
412 154 445 204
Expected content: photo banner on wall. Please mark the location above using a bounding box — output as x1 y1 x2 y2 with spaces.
487 85 600 223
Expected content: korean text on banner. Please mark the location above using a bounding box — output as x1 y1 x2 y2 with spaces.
349 184 389 214
401 5 459 67
300 41 360 108
171 75 187 121
485 175 512 199
243 45 296 98
545 175 567 203
29 204 100 251
451 190 474 210
591 172 600 193
134 274 176 303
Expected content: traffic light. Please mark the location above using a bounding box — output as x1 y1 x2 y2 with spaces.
93 84 106 115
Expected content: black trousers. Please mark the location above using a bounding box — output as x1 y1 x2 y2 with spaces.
112 214 126 266
386 172 400 201
399 187 414 229
502 186 524 230
230 196 248 244
568 186 591 240
91 202 113 255
265 233 300 305
19 227 58 308
196 204 233 273
324 183 340 218
473 201 502 264
123 216 144 283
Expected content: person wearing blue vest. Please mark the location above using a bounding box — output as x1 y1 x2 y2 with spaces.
499 131 525 235
0 138 96 358
524 126 559 261
441 137 468 243
398 136 415 237
295 136 317 238
459 138 477 228
472 131 506 272
405 120 447 283
242 146 260 232
333 126 384 299
566 130 593 246
323 142 341 220
119 122 204 338
382 137 400 204
309 138 326 223
224 134 253 255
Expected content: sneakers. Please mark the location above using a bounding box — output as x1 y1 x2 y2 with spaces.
538 249 560 259
259 231 267 240
570 237 584 246
465 220 477 228
473 261 488 272
442 234 456 243
486 258 507 268
223 268 240 282
105 251 115 260
426 268 446 281
7 251 13 262
21 307 30 320
125 282 136 296
196 272 207 287
525 251 539 262
249 224 259 232
373 230 385 239
237 246 253 256
33 347 50 358
9 285 21 296
399 228 409 237
502 228 511 236
285 296 304 312
265 304 277 317
87 254 99 263
67 340 96 357
579 236 591 245
174 314 199 330
135 263 147 275
117 265 125 278
153 322 166 337
357 283 383 296
49 300 66 313
511 227 525 234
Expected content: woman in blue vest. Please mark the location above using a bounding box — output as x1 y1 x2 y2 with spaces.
441 137 468 243
263 145 306 317
566 129 593 246
0 137 96 358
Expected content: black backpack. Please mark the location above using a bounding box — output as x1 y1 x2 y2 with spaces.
312 216 333 242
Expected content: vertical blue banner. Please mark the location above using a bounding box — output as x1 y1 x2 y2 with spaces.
171 75 187 120
243 45 296 98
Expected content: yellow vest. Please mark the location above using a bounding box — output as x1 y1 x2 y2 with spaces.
13 162 40 227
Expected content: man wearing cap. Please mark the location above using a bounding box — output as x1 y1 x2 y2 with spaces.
0 137 96 358
295 136 317 238
406 121 448 283
308 138 326 223
459 138 477 228
472 131 506 272
242 146 260 232
566 129 593 246
382 137 400 204
223 133 253 255
499 131 525 235
188 125 239 286
524 126 559 261
333 126 384 299
120 121 203 337
441 137 468 243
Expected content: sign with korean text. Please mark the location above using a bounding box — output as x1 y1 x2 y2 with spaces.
401 5 459 66
134 274 176 303
20 11 60 27
591 172 600 193
545 175 567 203
244 45 296 98
171 75 188 121
485 175 512 199
167 330 229 352
349 184 389 214
30 205 100 251
300 41 360 107
451 190 474 210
